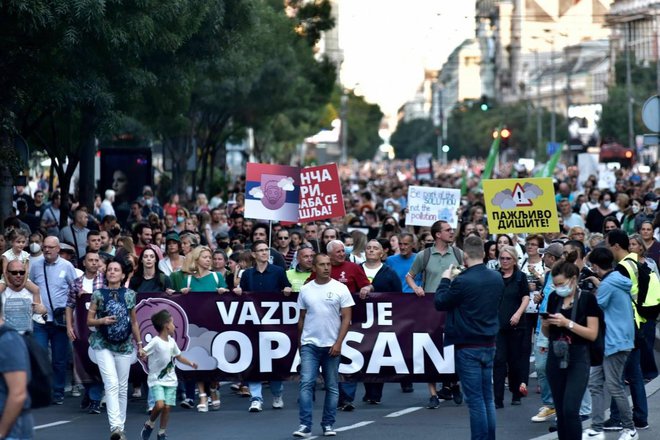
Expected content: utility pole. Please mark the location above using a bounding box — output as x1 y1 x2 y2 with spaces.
533 49 542 156
340 91 348 164
626 22 635 149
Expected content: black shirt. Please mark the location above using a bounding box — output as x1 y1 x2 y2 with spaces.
498 269 530 330
547 291 599 345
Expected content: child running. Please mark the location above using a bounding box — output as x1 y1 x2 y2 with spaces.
139 309 197 440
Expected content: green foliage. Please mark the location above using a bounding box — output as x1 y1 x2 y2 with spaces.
389 118 436 159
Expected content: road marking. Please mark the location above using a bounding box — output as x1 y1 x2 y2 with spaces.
35 420 71 430
384 407 423 417
335 421 375 432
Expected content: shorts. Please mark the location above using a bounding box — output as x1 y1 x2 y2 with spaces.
150 385 177 406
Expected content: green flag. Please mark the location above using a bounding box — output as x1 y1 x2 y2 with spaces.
535 144 563 178
460 169 468 196
481 128 501 183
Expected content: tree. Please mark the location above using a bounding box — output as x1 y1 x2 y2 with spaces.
389 118 436 159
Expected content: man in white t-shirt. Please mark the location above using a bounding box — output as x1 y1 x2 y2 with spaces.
1 260 45 333
293 253 354 438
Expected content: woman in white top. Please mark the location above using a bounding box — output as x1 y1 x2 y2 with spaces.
158 233 184 276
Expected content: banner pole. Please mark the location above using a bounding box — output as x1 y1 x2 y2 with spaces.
268 220 273 263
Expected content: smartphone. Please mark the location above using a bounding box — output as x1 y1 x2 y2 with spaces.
540 312 549 319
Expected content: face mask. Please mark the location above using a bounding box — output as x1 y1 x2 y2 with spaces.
383 223 395 232
177 216 185 223
632 205 640 214
29 243 41 254
218 241 229 249
650 202 658 211
145 198 153 207
386 205 394 213
602 201 611 209
555 283 573 298
344 246 354 254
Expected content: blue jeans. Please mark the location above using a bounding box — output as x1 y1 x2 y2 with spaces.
248 381 283 402
85 382 104 402
534 345 553 407
33 322 69 398
338 382 357 404
610 348 648 425
299 344 340 428
455 346 496 440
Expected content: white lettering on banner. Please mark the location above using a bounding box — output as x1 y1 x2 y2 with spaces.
339 331 365 374
258 331 291 373
366 332 409 374
211 331 253 373
361 302 394 329
300 168 332 186
215 301 300 325
412 333 454 374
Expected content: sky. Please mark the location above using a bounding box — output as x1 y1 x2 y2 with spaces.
338 0 476 119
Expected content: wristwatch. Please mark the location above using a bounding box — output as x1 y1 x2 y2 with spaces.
568 321 574 330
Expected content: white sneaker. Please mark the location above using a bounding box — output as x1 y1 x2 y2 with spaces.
272 396 284 409
248 400 263 412
582 428 605 440
531 406 556 422
617 429 639 440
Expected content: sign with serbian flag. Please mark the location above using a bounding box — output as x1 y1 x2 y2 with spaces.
245 163 300 222
483 178 559 234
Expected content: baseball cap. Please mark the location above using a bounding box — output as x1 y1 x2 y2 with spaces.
539 243 563 258
643 192 657 203
165 232 180 243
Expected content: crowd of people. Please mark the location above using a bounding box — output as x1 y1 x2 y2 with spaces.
0 161 659 440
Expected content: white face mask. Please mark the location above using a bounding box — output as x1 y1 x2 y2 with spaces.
632 205 640 214
602 201 611 209
650 201 658 211
29 243 41 254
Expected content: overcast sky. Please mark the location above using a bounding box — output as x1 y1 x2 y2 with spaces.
339 1 476 118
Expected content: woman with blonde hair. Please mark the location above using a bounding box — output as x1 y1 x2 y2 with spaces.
494 245 530 407
179 245 228 412
348 230 367 264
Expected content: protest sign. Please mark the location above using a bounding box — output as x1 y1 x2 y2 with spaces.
484 178 559 234
73 292 453 383
245 163 300 222
405 186 461 228
298 163 345 222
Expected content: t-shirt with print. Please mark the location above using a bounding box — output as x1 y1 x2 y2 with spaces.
0 328 34 438
88 288 136 355
143 335 182 388
1 287 33 333
298 279 355 347
362 264 381 283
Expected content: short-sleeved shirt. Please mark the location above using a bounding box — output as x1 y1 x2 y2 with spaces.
2 249 30 265
298 279 355 347
498 270 530 330
547 291 599 345
143 335 182 388
0 328 33 438
385 253 419 293
30 256 77 321
89 288 136 354
409 246 461 292
308 261 370 294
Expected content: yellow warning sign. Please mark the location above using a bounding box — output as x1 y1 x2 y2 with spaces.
483 178 559 234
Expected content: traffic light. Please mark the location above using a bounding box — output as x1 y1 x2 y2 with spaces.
480 95 489 111
500 127 511 148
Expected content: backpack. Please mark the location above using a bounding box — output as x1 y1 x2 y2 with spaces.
0 327 54 408
620 257 660 322
98 288 132 344
420 245 464 287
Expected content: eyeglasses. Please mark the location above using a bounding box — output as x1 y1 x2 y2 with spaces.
8 270 26 276
42 245 58 250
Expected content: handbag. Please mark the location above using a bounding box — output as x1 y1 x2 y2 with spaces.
43 260 67 328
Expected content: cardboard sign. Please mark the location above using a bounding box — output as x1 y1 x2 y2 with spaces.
299 164 345 222
405 186 461 228
484 178 559 234
245 163 300 222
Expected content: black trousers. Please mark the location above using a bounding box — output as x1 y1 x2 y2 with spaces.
546 344 590 440
493 328 526 404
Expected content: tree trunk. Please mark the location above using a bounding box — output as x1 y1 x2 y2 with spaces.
78 107 97 210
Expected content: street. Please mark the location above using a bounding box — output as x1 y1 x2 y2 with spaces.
33 373 660 440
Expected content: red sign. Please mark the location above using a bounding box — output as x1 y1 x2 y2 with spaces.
298 164 345 222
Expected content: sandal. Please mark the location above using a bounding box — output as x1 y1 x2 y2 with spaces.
210 389 221 411
519 383 528 397
197 393 208 412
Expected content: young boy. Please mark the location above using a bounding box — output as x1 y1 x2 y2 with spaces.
139 310 197 440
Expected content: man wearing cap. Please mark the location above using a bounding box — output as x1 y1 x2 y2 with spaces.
159 232 183 276
634 192 658 232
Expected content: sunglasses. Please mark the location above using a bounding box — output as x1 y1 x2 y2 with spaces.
277 236 289 240
8 270 26 276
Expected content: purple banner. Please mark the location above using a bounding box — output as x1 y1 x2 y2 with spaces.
73 292 454 383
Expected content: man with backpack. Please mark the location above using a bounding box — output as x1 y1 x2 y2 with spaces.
604 230 650 432
406 220 464 409
0 294 34 439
